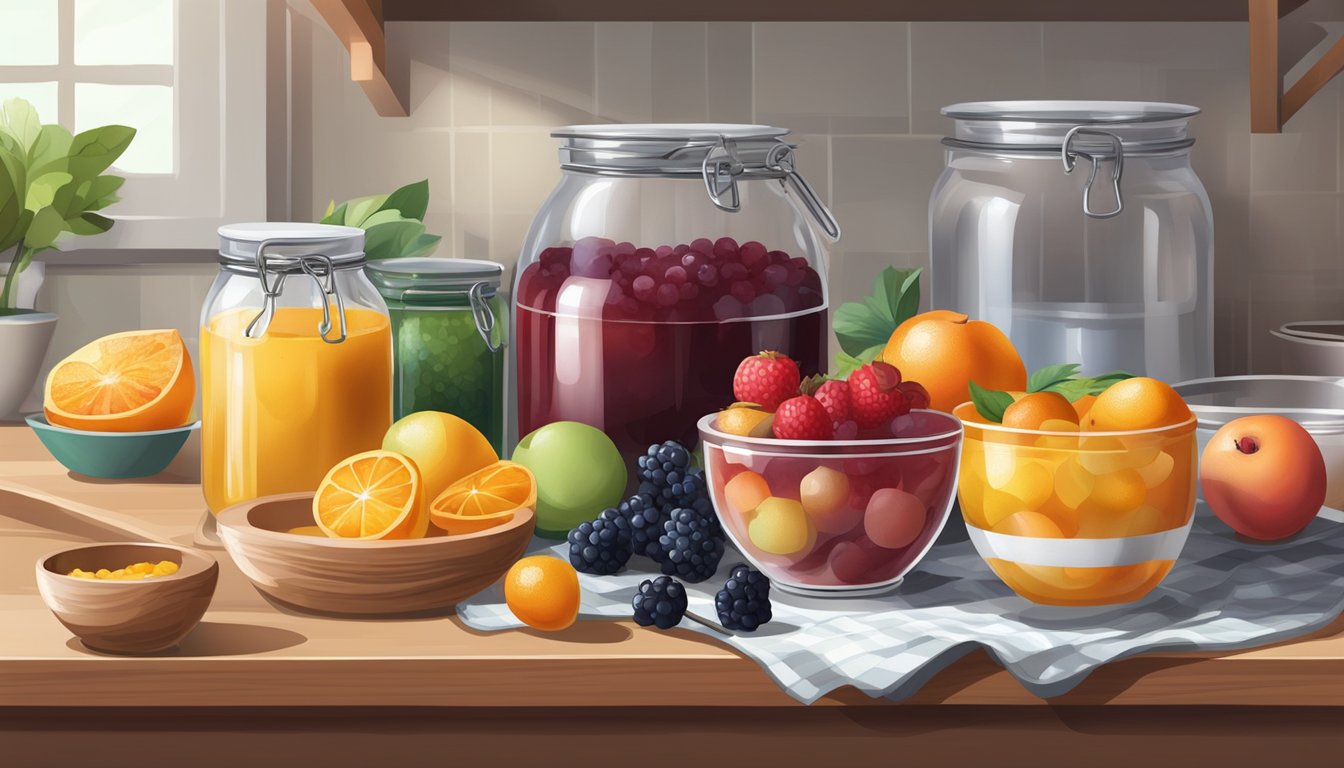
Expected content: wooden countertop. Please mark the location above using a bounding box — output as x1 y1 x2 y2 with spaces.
2 425 1343 709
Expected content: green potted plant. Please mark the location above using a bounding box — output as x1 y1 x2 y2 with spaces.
0 97 134 417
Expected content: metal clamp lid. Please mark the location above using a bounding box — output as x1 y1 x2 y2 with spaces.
701 135 841 240
243 238 349 344
1061 127 1125 220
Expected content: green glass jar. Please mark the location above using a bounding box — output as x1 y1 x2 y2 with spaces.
366 258 507 454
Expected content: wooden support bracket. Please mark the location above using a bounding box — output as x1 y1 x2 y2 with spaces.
309 0 408 117
1250 0 1344 132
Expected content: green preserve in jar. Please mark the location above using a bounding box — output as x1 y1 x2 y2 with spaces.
365 258 507 454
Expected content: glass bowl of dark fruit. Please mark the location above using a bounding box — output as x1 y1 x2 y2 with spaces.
698 410 964 597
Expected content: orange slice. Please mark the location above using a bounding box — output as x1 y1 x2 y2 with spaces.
430 460 536 535
44 329 195 432
313 450 428 540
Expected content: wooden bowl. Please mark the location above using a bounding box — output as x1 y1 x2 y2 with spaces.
36 542 219 654
216 493 534 617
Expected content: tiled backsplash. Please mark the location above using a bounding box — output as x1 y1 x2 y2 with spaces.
35 19 1344 387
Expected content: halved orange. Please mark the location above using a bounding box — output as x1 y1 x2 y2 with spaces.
44 329 195 432
313 450 428 540
430 460 536 535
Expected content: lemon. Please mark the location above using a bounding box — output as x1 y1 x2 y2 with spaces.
382 411 498 504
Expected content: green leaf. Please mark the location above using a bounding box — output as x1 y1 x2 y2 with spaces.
27 124 72 176
890 267 922 326
321 201 347 226
829 266 922 358
377 179 429 221
321 199 337 222
0 209 32 252
359 208 409 228
77 175 125 212
362 219 425 261
404 232 440 258
0 99 41 153
344 193 388 228
831 343 886 378
66 211 114 236
25 171 72 212
24 205 65 250
1027 363 1082 394
833 300 893 357
66 125 136 180
968 380 1014 423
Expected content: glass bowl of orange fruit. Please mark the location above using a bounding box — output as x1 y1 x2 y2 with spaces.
954 376 1198 606
698 410 964 597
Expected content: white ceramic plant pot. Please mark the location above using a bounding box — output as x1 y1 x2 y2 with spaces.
0 261 46 310
0 311 57 419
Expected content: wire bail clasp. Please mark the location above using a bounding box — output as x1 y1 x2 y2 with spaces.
301 254 347 344
468 281 500 353
243 238 348 344
1062 126 1125 219
701 135 744 212
766 142 841 240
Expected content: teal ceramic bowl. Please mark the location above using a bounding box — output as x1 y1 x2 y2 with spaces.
26 415 199 479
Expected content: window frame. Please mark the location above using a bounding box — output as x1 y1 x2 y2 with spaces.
0 0 267 253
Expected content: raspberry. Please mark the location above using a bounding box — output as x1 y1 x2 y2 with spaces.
732 351 801 412
804 375 851 427
772 395 834 440
848 361 908 429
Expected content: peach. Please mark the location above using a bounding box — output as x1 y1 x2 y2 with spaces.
1201 415 1325 541
800 466 860 534
864 488 926 550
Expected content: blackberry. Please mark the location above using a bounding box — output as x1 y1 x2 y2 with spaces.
637 441 692 488
615 492 668 561
632 575 688 630
658 508 724 583
715 564 772 631
567 507 633 575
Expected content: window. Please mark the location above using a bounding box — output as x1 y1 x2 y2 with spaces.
0 0 266 249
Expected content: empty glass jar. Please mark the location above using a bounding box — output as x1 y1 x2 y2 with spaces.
930 101 1214 382
514 124 839 460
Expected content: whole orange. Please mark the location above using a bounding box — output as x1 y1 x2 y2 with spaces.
1201 415 1325 541
504 556 581 631
880 310 1026 413
1085 377 1191 432
1002 391 1079 430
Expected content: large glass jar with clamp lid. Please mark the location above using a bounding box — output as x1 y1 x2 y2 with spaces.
200 223 392 514
930 101 1214 382
514 123 839 460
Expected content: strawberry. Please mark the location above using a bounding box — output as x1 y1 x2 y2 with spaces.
772 395 834 440
803 374 852 427
733 351 800 412
848 361 907 428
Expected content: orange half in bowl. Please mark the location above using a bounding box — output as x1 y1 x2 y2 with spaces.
430 460 537 535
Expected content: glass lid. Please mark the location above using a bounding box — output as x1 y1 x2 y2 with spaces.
942 100 1199 150
366 257 503 299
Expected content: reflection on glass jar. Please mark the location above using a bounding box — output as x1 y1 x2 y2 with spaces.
515 124 838 460
931 101 1214 383
201 223 392 514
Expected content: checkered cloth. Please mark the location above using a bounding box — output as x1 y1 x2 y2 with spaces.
458 504 1344 704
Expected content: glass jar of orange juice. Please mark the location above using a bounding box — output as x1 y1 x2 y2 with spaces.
201 223 392 514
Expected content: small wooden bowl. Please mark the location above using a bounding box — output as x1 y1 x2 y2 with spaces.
216 493 534 617
36 542 219 654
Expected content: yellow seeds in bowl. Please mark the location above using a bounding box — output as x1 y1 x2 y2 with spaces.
68 560 180 580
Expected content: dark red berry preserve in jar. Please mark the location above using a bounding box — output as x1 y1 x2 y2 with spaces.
514 124 840 462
